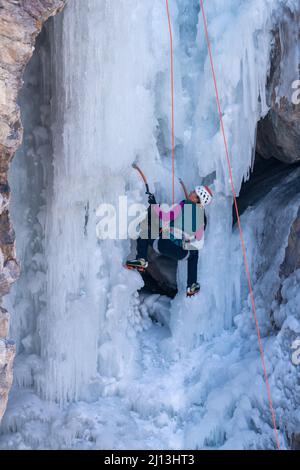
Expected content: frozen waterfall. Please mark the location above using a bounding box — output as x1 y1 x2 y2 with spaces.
1 0 300 450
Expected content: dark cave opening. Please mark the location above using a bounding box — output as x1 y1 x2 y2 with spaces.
234 153 300 225
139 247 178 299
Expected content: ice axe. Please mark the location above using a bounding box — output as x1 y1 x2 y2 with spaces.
179 178 189 200
132 163 150 194
132 163 189 200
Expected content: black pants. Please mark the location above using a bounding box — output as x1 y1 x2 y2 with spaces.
137 238 199 288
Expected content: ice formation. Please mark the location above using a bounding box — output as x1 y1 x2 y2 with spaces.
0 0 299 449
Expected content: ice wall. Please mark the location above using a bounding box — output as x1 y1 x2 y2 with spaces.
6 0 300 406
6 28 53 390
38 0 183 402
170 0 300 347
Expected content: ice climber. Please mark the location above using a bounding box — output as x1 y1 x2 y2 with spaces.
126 185 213 297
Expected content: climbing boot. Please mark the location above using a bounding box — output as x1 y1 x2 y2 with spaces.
125 258 149 272
186 283 200 297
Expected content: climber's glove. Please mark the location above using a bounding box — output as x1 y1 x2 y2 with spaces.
146 192 157 205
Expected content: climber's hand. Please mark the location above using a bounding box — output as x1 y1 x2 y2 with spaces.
146 192 157 205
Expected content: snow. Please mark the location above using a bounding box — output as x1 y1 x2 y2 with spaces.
1 0 300 450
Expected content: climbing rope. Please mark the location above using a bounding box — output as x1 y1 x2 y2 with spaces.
198 0 281 450
165 0 281 451
165 0 176 205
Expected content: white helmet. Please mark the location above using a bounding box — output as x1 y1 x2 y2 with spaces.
195 185 213 206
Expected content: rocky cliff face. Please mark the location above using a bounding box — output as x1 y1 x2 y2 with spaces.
280 206 300 280
0 307 14 421
0 0 68 421
257 8 300 164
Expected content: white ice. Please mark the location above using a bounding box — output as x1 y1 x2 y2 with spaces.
1 0 300 449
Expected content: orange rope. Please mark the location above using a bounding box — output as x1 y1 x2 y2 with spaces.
199 0 281 449
165 0 175 205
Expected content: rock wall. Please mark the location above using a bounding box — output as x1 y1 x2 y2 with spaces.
257 9 300 163
275 205 300 305
0 0 68 421
0 307 14 421
280 206 300 280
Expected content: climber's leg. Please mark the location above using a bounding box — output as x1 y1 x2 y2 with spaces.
187 250 199 288
136 237 150 261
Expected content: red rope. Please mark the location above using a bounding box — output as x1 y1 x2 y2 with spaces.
166 0 175 205
199 0 280 450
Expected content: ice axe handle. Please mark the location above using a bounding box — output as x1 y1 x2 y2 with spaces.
179 179 189 199
132 163 150 193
